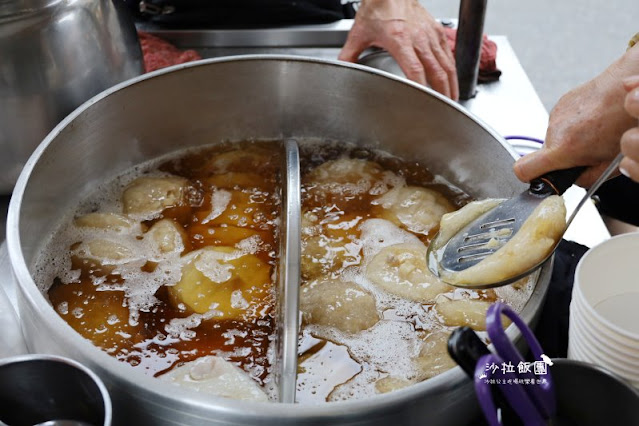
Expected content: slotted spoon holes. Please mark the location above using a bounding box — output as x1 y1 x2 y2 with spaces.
478 217 516 230
457 249 497 264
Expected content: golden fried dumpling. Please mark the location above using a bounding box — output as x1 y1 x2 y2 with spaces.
414 331 457 380
433 296 493 331
205 172 274 191
365 243 452 303
373 186 455 236
300 279 379 333
203 148 278 176
74 212 138 233
122 176 189 219
304 158 398 207
168 247 272 320
160 356 268 402
74 239 136 265
305 158 383 189
196 189 273 229
147 219 186 255
189 185 275 252
300 212 362 280
437 196 566 287
431 199 504 246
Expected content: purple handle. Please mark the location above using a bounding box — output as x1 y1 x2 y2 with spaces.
486 302 556 418
475 353 547 426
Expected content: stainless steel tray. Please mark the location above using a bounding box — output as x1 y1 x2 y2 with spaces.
136 20 352 48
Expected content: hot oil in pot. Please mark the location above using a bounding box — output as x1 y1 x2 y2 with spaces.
295 141 535 402
37 140 536 403
44 142 280 391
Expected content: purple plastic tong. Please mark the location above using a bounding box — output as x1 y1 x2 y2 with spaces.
474 302 556 426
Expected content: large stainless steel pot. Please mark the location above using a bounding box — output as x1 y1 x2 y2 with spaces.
7 56 551 425
0 0 143 193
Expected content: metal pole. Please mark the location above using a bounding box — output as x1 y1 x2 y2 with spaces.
456 0 488 100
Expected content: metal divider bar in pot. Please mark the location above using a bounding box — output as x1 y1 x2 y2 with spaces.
276 139 302 403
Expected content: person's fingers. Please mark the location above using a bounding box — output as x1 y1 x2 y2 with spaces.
431 33 458 100
513 150 552 182
437 27 455 64
574 163 619 188
385 39 427 86
515 154 616 188
437 30 459 101
619 157 639 183
624 85 639 118
338 31 369 63
441 62 459 101
415 43 451 97
621 126 639 159
622 75 639 91
512 149 562 183
618 127 639 182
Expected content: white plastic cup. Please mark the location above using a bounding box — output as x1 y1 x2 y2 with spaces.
574 233 639 338
573 296 639 357
573 283 639 349
569 233 639 388
570 314 639 380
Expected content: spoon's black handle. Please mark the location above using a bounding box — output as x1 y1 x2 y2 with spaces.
529 166 587 196
448 327 490 377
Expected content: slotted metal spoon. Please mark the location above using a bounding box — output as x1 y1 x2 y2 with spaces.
429 152 624 289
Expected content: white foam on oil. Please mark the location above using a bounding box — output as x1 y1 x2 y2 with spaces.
299 215 536 402
34 140 537 405
32 143 281 399
33 163 187 291
369 170 405 196
194 249 235 283
298 220 435 400
202 189 232 224
236 235 264 255
327 365 382 402
294 141 537 403
494 272 537 313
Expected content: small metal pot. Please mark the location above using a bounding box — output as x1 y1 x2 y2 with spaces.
0 354 112 426
551 359 639 425
7 56 552 425
0 0 143 193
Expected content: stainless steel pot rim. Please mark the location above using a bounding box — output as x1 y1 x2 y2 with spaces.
7 53 517 220
6 55 543 418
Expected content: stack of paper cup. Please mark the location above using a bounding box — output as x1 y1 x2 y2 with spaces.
568 233 639 389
